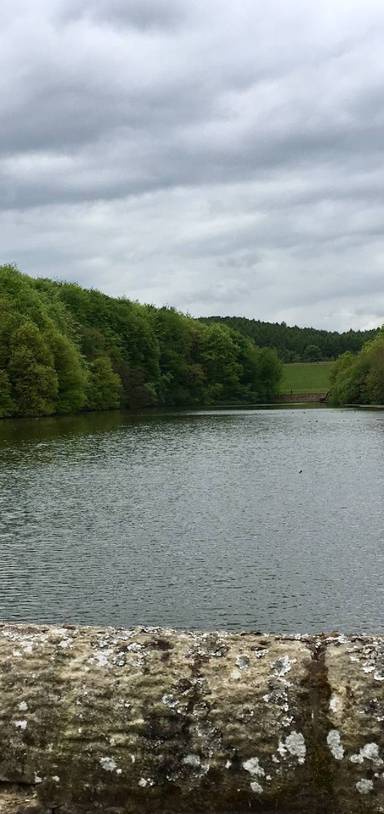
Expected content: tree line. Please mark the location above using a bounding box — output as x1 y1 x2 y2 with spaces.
200 316 377 362
0 266 282 418
329 331 384 405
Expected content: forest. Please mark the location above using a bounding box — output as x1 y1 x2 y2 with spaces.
0 265 282 417
329 330 384 405
200 316 377 362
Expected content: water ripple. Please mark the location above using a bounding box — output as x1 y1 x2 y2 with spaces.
0 408 383 632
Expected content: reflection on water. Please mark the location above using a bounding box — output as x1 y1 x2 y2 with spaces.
0 407 384 632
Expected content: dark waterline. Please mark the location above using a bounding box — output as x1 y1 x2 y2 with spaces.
1 407 383 633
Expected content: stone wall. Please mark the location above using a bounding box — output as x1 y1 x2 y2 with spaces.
0 623 384 813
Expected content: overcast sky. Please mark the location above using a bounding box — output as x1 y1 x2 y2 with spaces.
2 0 384 330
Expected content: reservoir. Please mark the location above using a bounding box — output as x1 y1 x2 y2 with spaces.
0 407 383 633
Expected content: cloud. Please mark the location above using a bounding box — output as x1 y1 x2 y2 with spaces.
63 0 188 31
1 0 384 329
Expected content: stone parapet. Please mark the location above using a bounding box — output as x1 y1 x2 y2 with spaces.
0 624 383 812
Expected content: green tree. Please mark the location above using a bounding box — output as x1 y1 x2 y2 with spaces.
0 265 285 415
199 315 377 362
330 331 384 405
200 323 242 402
46 329 87 414
0 370 13 417
359 331 384 404
303 344 321 361
329 353 358 405
9 322 58 416
86 356 122 411
365 344 384 403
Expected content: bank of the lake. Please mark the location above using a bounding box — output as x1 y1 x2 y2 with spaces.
0 265 282 418
1 407 383 633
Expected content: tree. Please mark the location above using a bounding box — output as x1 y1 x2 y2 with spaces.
200 323 242 402
46 329 87 414
303 344 321 362
86 356 122 411
329 353 359 405
0 265 285 415
330 330 384 405
0 370 13 417
199 315 377 362
360 332 384 404
8 322 58 416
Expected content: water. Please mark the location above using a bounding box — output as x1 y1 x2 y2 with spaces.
0 407 383 633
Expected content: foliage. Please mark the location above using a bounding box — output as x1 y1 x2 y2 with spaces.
8 322 58 416
86 356 122 410
0 265 282 417
0 369 13 417
303 344 321 362
200 316 377 362
329 331 384 405
46 329 87 414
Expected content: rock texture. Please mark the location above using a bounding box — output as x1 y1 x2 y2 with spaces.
1 625 384 812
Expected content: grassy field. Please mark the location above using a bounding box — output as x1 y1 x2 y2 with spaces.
280 362 333 394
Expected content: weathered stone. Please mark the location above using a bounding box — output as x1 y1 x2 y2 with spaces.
0 625 384 812
325 635 384 812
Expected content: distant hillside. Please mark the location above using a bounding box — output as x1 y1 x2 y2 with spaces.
199 316 378 362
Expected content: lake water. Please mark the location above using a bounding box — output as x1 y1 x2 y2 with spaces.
0 407 383 633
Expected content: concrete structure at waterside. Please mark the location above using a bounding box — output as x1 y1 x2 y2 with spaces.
1 625 384 812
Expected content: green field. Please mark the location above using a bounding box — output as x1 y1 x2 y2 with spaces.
280 362 333 394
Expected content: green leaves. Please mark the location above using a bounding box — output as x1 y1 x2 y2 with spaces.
330 331 384 405
9 322 58 416
0 266 86 417
0 265 283 416
86 356 122 411
0 370 13 417
47 329 87 414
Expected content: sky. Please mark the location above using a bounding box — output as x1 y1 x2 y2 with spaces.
1 0 384 331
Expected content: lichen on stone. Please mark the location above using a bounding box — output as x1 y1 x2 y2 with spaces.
356 778 374 794
99 756 119 773
278 731 306 764
327 729 344 760
350 742 382 765
242 757 265 778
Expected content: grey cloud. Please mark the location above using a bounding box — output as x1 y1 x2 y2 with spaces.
63 0 187 31
1 0 384 328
